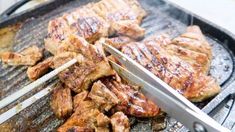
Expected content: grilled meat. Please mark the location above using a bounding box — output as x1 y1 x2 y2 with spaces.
98 36 134 50
96 112 110 127
50 83 73 118
146 34 210 74
102 76 160 117
52 35 114 93
121 34 220 102
111 112 130 132
66 126 93 132
46 6 109 47
0 45 43 66
91 0 146 39
57 109 110 132
88 80 119 112
172 26 212 73
45 0 146 49
111 20 145 40
73 91 89 110
27 57 53 80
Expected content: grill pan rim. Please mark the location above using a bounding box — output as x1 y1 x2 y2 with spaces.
0 0 235 131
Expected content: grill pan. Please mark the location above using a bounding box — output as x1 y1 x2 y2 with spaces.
0 0 235 131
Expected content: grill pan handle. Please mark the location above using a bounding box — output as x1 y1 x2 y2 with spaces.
0 0 30 19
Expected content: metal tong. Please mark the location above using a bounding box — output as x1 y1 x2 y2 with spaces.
103 43 230 132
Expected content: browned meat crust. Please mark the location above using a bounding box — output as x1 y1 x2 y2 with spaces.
91 0 146 39
121 33 220 102
46 6 109 46
172 26 212 73
0 45 43 66
145 34 210 74
111 112 130 132
73 91 89 110
98 36 134 50
57 109 110 132
52 35 114 93
50 83 73 118
101 77 160 117
45 0 146 50
27 57 53 81
66 126 93 132
88 80 119 112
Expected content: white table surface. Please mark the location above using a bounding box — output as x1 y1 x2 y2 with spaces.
166 0 235 35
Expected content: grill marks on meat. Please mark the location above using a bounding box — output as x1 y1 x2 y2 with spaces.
0 45 43 66
52 35 114 93
50 83 73 119
92 0 146 39
111 112 130 132
98 36 134 50
46 6 109 46
88 81 119 112
102 77 160 117
121 33 220 102
58 86 111 131
27 57 53 80
157 35 210 74
57 109 110 132
46 0 146 49
171 26 212 73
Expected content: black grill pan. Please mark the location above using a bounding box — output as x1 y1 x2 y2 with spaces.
0 0 235 131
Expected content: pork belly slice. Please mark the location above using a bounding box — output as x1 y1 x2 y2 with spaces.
99 36 134 50
50 83 73 119
0 45 43 66
102 77 160 117
27 57 53 81
111 20 145 40
88 80 119 112
172 26 212 62
57 109 110 132
146 34 210 74
46 6 109 49
73 91 89 110
121 36 220 102
111 112 130 132
91 0 146 39
52 35 114 93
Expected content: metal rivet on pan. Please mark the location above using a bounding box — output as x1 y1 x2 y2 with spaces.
193 122 207 132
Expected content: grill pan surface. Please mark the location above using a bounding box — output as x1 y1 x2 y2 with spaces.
0 0 235 131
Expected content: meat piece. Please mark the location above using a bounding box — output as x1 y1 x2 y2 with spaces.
27 57 53 81
0 45 43 66
52 35 114 93
91 0 146 38
50 83 73 118
96 112 110 127
57 109 110 132
172 26 212 68
66 126 93 132
67 7 109 43
92 0 146 24
111 112 130 132
112 20 145 40
102 77 160 117
146 34 210 74
46 5 109 50
101 36 134 49
88 81 119 112
121 35 220 102
73 91 88 110
44 38 60 55
74 100 97 115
